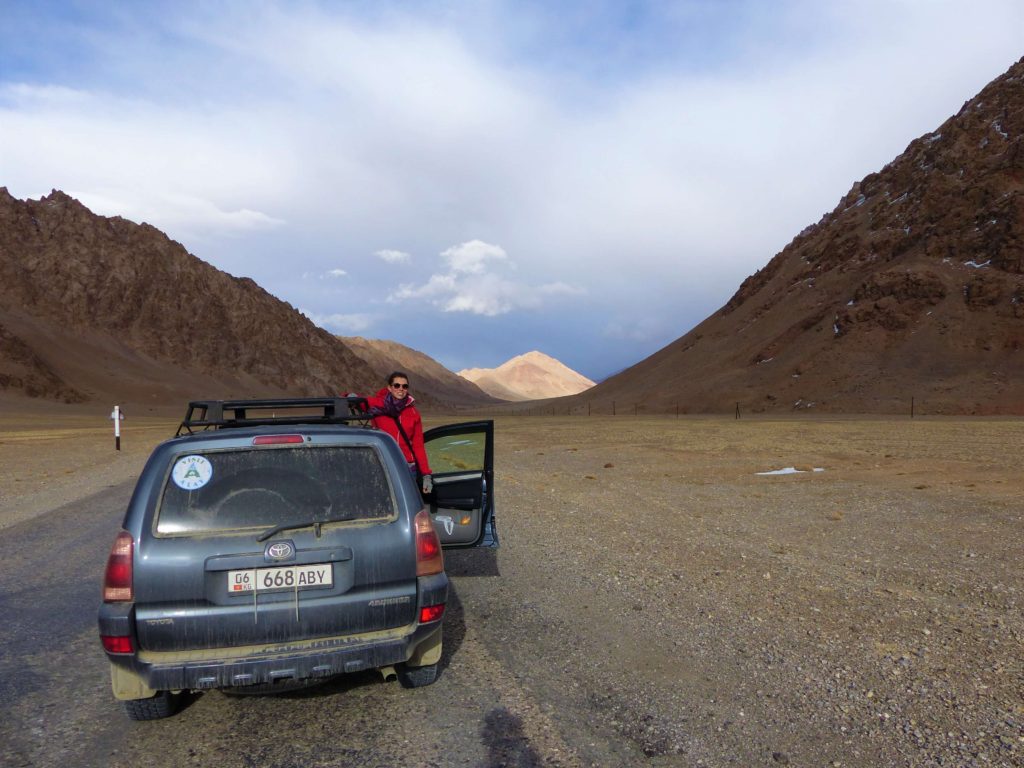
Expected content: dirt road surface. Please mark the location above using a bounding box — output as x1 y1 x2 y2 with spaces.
1 410 1021 766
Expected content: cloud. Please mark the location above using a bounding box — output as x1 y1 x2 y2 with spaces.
440 240 507 274
603 317 668 343
301 310 373 333
375 249 411 263
326 268 347 278
0 82 291 238
4 0 1024 377
6 4 1020 274
390 240 585 316
538 282 586 297
74 189 284 234
397 273 525 316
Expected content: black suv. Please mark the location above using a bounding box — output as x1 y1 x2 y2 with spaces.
98 397 497 720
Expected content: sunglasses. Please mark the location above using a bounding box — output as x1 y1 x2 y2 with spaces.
390 383 409 390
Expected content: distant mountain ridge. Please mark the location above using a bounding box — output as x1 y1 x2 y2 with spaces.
578 56 1024 414
8 59 1022 414
338 336 498 407
0 189 375 405
459 351 595 401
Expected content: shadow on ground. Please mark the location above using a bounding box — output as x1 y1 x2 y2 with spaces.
482 706 543 768
444 546 501 577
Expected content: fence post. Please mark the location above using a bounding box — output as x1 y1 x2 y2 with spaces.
111 405 122 450
911 396 915 419
612 401 616 416
735 402 741 420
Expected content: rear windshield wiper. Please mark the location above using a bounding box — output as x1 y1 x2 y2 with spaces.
257 520 319 542
257 517 352 542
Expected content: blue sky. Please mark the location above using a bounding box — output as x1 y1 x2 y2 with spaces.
2 1 1022 380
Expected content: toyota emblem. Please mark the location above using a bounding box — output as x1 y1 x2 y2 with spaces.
265 541 295 561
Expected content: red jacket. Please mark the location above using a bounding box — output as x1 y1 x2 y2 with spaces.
362 388 432 475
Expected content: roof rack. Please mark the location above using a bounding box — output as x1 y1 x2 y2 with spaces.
176 397 371 435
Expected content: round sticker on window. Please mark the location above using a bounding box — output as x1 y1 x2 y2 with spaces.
172 455 213 490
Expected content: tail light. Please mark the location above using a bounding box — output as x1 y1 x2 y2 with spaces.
103 530 134 602
101 635 134 654
414 509 444 576
253 434 304 445
419 604 445 623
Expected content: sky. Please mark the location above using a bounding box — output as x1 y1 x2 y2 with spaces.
2 1 1022 380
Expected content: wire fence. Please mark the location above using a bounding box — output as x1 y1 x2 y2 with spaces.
433 395 1012 419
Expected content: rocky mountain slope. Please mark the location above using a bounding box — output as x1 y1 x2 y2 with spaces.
460 350 596 402
581 56 1024 415
0 189 382 406
338 336 498 407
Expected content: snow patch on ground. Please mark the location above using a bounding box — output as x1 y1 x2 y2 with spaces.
756 467 825 476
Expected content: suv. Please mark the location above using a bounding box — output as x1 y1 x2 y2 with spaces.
98 397 497 720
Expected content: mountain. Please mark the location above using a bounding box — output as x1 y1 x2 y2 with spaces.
459 350 596 402
338 336 498 407
581 56 1024 415
0 189 382 406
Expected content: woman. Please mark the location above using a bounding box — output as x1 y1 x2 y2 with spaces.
361 372 433 495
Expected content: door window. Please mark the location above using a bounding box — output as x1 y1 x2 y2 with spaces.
425 430 487 473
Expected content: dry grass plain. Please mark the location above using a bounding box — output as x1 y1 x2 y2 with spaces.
1 407 1021 764
0 407 177 530
481 415 1023 764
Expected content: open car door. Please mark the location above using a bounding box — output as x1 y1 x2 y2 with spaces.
423 420 498 548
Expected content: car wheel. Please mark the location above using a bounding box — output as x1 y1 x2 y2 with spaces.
396 662 438 688
122 690 180 720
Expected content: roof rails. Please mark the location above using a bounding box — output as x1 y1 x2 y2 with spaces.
176 397 371 435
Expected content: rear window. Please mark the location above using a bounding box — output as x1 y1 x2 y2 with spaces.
156 445 395 535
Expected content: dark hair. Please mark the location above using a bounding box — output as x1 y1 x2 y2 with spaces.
387 371 410 385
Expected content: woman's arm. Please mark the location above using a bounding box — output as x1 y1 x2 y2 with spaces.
410 412 432 476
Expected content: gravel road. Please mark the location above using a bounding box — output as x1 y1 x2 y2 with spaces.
1 411 1021 766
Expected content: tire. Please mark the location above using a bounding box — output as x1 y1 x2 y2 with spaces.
396 662 438 688
122 690 180 721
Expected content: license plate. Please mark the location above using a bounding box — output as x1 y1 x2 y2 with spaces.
228 564 333 594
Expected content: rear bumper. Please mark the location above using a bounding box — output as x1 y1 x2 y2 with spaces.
108 620 442 692
100 572 448 694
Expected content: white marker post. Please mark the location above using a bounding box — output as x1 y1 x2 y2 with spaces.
110 405 123 451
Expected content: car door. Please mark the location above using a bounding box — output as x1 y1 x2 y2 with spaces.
423 420 498 548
